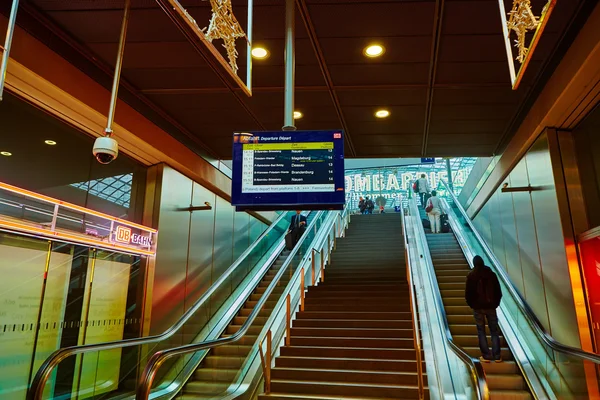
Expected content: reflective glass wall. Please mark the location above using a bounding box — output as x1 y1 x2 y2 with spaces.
0 93 146 223
0 231 144 399
344 157 477 211
471 133 581 348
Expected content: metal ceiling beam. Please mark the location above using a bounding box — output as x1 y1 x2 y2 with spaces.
295 0 356 157
421 0 445 157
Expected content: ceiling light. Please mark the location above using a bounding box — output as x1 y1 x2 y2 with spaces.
251 47 269 59
1 151 12 156
375 109 390 118
45 140 57 145
364 44 385 58
293 111 303 119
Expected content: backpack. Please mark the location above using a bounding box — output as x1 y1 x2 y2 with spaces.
412 181 418 193
366 199 374 209
476 276 495 306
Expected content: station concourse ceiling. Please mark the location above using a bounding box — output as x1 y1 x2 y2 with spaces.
4 0 594 159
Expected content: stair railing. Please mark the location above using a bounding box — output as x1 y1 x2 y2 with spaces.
400 206 425 399
407 197 488 399
136 208 347 399
27 210 294 400
258 207 348 395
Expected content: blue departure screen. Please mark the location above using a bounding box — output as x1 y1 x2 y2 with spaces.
232 130 345 211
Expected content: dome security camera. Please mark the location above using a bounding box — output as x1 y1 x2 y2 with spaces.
93 136 119 164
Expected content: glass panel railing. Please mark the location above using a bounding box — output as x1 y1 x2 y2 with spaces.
405 197 485 400
135 210 338 400
28 211 296 400
438 180 600 399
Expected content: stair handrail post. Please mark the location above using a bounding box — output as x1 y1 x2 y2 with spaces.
311 249 316 286
300 267 305 311
320 249 325 283
266 330 272 393
285 294 291 346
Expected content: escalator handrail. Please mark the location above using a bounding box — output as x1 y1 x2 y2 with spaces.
399 202 425 398
135 209 336 399
27 210 293 400
440 180 600 364
408 197 488 399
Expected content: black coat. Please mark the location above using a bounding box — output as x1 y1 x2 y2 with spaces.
465 265 502 310
289 214 307 231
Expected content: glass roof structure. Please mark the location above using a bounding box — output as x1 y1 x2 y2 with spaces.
71 173 133 208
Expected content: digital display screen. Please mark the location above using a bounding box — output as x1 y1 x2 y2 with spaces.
232 130 345 211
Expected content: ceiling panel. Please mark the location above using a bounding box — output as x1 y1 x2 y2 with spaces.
18 0 588 159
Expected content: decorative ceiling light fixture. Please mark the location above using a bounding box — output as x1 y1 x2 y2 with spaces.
293 111 303 119
375 109 390 118
251 47 269 59
44 140 57 146
204 0 247 75
364 44 385 58
499 0 556 89
1 151 12 156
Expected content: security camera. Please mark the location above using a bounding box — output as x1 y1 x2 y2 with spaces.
93 136 118 164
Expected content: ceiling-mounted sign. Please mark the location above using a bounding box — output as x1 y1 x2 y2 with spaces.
421 158 436 164
232 130 345 211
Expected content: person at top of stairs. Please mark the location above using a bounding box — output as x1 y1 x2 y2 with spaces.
465 255 503 363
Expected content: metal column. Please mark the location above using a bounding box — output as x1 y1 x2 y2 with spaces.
105 0 131 136
282 0 295 131
0 0 20 101
445 158 454 191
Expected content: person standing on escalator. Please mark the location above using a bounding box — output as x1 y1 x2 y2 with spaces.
465 255 503 363
286 210 307 250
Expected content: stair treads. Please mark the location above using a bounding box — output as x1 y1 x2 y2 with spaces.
281 346 418 360
271 367 421 385
289 336 415 349
296 311 411 320
269 380 420 399
293 319 413 329
275 356 421 372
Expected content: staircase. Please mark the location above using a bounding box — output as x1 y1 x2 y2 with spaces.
177 214 315 399
260 213 427 400
425 231 532 400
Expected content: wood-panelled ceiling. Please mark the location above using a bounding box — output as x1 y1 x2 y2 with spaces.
6 0 593 159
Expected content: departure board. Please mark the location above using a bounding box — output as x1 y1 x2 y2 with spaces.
232 130 345 211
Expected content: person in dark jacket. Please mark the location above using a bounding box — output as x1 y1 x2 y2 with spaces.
288 210 307 247
465 255 503 362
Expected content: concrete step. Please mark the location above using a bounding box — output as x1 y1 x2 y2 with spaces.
275 356 422 373
269 380 420 399
271 367 422 386
280 346 418 360
293 318 413 330
289 336 416 349
296 311 412 321
290 327 415 339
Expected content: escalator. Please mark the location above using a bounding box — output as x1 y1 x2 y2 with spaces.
409 182 600 400
179 214 316 398
419 214 532 399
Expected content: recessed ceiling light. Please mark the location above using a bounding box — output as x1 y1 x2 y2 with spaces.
251 47 269 59
375 109 390 118
364 44 385 58
1 151 12 156
293 111 303 119
45 140 57 145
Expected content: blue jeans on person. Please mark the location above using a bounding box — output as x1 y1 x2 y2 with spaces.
473 309 501 360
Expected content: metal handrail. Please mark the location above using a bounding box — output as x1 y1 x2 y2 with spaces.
27 211 293 400
399 204 425 399
135 210 337 399
407 197 488 399
440 180 600 364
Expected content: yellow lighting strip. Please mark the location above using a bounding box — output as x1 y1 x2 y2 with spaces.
0 181 157 233
0 181 157 256
0 218 155 256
